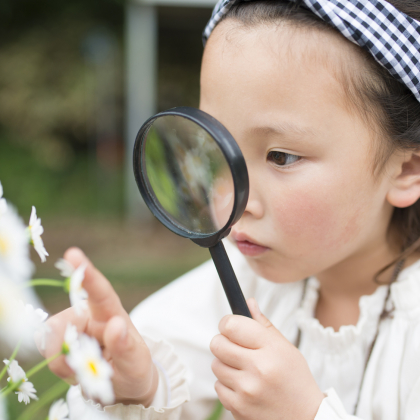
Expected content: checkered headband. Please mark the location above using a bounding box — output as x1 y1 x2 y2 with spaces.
203 0 420 102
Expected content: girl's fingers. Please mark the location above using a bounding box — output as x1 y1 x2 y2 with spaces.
218 299 285 349
47 354 76 380
247 298 279 334
209 334 248 369
218 314 270 349
64 247 124 322
63 375 78 386
38 307 88 380
40 307 88 358
211 358 241 390
214 380 236 413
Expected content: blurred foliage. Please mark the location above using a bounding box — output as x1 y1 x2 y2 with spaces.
0 14 123 161
0 0 124 44
0 26 94 160
158 7 211 111
0 0 125 217
0 133 124 218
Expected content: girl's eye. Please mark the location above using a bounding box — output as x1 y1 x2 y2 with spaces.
266 151 301 167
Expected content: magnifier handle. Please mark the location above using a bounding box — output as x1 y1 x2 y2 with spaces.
209 242 252 318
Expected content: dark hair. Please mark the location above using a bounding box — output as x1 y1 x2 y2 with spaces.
215 0 420 274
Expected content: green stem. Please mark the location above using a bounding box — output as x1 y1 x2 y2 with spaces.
26 351 62 379
0 339 22 382
25 279 66 289
0 379 23 398
15 380 70 420
206 400 224 420
0 352 62 399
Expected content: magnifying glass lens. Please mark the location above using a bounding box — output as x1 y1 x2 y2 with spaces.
134 107 251 318
142 115 234 234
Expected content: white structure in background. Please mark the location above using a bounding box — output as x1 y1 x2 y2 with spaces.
125 0 217 220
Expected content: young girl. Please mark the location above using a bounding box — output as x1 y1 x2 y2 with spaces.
40 0 420 419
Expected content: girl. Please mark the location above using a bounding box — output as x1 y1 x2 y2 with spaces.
41 1 420 419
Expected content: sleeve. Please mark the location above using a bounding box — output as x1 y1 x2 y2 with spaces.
315 389 361 420
67 336 190 420
405 376 420 420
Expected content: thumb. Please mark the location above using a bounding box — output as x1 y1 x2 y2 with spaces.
247 298 278 333
103 316 158 403
103 316 152 379
103 316 138 371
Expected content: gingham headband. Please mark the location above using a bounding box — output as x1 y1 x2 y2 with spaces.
203 0 420 102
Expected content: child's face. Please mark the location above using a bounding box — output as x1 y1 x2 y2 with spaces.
199 21 398 283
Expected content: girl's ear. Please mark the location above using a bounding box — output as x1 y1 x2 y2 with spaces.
387 151 420 208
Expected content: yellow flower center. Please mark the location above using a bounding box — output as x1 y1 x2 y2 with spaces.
0 235 9 255
87 360 99 376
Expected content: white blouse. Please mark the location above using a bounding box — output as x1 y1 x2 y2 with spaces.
67 242 420 420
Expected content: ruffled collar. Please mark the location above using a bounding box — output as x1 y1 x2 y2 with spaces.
391 258 420 314
295 278 387 353
295 258 420 353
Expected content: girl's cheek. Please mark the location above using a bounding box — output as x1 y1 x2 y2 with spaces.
271 178 363 251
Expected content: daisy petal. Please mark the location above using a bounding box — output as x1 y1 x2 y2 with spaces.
55 258 75 278
28 206 49 263
48 398 70 420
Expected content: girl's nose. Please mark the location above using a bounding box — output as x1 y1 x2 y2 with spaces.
242 183 264 220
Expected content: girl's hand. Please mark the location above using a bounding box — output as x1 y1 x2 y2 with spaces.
37 247 158 407
210 298 325 420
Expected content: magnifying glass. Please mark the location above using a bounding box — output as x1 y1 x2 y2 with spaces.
133 107 251 318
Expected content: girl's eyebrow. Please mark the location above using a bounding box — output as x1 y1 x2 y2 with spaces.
249 122 318 140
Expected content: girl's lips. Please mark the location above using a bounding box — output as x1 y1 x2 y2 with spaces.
235 240 269 257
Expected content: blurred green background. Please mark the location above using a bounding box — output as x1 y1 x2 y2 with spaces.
1 0 215 417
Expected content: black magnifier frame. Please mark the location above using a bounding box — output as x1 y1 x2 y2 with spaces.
133 106 252 318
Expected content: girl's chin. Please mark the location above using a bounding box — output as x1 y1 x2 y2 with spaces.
245 256 306 284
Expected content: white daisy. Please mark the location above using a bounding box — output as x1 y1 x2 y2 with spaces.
69 263 88 315
66 334 114 405
62 323 79 354
3 359 26 383
55 258 74 278
0 205 33 282
28 206 49 263
21 302 51 351
48 398 69 420
0 181 7 216
55 259 88 315
22 302 49 326
15 380 38 404
3 359 38 405
0 277 34 350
